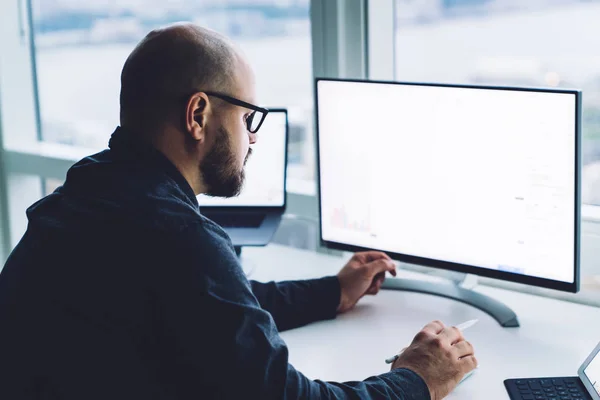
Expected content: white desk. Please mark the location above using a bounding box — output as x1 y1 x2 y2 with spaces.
243 244 600 399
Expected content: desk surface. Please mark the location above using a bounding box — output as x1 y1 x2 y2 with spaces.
243 245 600 399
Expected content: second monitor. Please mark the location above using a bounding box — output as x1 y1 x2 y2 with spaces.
198 108 288 252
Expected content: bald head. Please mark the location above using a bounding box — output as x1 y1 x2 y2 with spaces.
119 23 242 131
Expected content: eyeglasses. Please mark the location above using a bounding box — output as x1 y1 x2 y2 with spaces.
204 91 269 134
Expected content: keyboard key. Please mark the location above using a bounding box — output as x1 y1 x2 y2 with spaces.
555 386 566 391
533 390 543 395
544 388 555 393
522 395 534 400
531 382 542 390
516 380 527 385
540 379 552 386
535 396 547 400
569 389 579 393
552 379 564 385
572 395 582 398
558 391 568 396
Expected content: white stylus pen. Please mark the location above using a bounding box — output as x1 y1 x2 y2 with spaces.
385 319 479 364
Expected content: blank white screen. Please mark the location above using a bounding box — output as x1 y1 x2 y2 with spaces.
197 111 287 207
318 80 577 283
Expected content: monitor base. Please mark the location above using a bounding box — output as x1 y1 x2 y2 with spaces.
381 278 520 327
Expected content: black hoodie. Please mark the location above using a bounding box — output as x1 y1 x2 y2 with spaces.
0 126 429 400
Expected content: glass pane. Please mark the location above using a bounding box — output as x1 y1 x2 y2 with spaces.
394 0 600 296
31 1 314 184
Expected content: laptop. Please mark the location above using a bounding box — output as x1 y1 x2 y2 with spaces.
505 341 600 400
198 108 288 253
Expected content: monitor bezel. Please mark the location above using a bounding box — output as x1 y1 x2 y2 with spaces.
198 108 289 213
315 77 581 293
578 340 600 400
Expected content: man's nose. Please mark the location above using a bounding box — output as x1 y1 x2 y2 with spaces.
248 132 257 144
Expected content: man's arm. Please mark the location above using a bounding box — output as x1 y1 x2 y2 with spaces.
250 278 340 331
158 221 431 400
250 251 398 332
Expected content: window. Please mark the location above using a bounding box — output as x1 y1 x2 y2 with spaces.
2 1 364 259
394 0 600 301
31 0 315 191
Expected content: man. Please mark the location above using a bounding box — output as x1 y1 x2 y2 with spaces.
0 24 476 399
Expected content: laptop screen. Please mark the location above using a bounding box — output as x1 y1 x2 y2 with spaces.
584 350 600 396
197 110 287 208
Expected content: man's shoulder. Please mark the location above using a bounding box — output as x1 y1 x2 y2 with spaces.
178 217 235 258
162 217 249 293
58 148 204 233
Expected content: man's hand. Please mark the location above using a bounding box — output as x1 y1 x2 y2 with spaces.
336 251 396 313
391 320 478 400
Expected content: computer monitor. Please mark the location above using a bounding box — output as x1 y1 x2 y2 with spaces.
315 78 581 327
198 109 288 251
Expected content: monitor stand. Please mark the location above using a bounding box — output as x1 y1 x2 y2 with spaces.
381 274 519 327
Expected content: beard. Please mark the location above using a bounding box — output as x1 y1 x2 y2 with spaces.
200 126 252 198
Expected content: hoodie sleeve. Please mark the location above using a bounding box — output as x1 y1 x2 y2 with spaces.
154 220 431 400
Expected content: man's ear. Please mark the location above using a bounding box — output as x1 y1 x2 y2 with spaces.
185 92 210 141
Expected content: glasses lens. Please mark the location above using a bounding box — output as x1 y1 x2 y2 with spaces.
247 111 261 132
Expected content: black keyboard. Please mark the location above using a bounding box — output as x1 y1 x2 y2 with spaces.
206 213 265 228
505 377 592 400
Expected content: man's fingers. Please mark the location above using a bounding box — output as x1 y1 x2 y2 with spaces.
366 285 379 295
366 276 384 295
373 271 385 284
439 326 464 345
364 259 396 276
354 251 392 262
422 320 445 335
452 340 474 358
459 355 478 373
